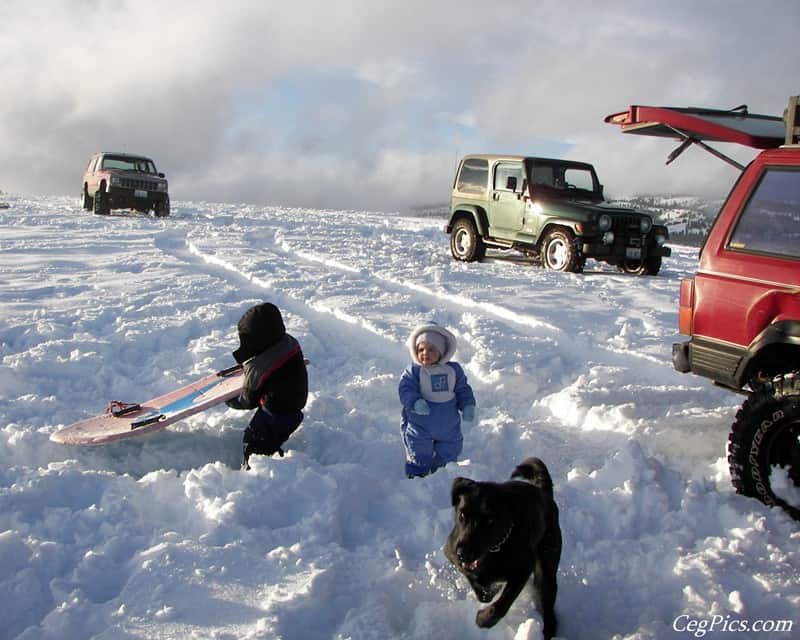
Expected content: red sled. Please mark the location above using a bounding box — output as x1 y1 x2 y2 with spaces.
50 365 244 445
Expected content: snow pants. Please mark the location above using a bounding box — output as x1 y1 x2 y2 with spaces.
242 407 303 469
402 420 463 477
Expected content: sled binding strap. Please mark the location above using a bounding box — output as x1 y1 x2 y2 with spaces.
130 413 166 429
107 401 142 417
217 364 244 378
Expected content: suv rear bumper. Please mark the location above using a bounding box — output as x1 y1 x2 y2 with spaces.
672 337 744 389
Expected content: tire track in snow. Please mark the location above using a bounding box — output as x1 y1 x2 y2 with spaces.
155 220 699 478
268 227 674 373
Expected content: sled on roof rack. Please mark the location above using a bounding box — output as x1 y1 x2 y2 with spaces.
604 103 787 170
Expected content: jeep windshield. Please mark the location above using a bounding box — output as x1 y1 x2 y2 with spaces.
525 159 600 200
101 156 158 174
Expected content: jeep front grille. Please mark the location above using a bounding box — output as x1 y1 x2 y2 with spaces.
611 215 641 231
120 178 161 190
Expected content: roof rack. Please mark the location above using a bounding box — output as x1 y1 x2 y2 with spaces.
785 95 800 146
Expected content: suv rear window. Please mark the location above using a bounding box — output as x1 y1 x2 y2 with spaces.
457 158 489 196
728 167 800 259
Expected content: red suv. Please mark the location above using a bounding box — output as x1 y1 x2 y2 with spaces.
607 97 800 519
82 152 170 217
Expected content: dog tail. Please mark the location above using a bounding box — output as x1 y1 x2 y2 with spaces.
511 457 554 496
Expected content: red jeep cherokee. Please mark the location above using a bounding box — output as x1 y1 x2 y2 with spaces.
607 97 800 519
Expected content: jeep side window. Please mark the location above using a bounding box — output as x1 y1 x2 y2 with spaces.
563 168 594 191
532 166 554 187
494 163 524 192
728 167 800 259
457 158 489 196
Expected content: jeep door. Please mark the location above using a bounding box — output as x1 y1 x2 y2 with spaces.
489 161 525 235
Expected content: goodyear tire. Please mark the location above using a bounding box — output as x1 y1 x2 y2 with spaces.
450 217 485 262
541 228 583 272
728 372 800 520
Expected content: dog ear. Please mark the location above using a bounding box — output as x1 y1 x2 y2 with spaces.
451 477 475 506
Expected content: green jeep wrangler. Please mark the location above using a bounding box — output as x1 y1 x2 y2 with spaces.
445 155 670 274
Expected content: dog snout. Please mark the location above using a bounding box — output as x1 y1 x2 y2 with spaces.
456 545 480 571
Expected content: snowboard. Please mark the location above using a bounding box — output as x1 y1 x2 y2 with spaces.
50 364 244 445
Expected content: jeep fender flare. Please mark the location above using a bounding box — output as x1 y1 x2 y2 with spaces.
537 220 583 247
446 206 489 237
736 320 800 386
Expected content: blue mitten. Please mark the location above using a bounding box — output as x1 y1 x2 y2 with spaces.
413 398 431 415
462 405 476 423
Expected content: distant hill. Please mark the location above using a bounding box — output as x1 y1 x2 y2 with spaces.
610 195 722 247
408 195 722 247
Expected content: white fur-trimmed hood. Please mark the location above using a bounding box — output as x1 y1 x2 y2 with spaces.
407 322 457 365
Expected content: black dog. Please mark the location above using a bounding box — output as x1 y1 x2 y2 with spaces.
444 457 562 638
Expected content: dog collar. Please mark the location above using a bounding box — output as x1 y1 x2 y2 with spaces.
488 522 513 553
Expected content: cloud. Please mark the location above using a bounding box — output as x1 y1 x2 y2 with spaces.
1 0 797 210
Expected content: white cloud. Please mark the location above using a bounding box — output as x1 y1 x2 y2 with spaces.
1 0 797 208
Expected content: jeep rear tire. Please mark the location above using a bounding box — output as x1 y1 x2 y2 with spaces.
542 228 583 272
728 372 800 520
450 218 485 262
619 256 662 276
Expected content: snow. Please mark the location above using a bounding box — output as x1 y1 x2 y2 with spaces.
1 195 798 640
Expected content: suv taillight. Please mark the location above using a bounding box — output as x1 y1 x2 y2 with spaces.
678 278 694 335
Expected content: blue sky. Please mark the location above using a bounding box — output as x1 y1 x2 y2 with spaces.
1 0 797 211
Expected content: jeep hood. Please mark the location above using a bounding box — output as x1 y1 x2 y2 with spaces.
536 197 649 220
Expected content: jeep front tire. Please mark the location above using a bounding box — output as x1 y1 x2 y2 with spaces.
93 187 110 216
542 228 583 272
154 196 170 218
450 217 485 262
81 186 94 211
727 372 800 520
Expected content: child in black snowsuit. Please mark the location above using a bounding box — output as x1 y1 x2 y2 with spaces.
226 302 308 469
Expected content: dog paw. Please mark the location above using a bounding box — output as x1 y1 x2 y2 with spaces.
475 606 499 628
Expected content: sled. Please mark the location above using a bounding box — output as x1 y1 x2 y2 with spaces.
50 364 244 445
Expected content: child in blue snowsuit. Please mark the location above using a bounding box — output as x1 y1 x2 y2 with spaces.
399 322 476 478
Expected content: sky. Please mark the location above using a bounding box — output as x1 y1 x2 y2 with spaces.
2 194 798 639
1 0 798 211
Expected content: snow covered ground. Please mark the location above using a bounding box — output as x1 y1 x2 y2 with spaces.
1 195 797 640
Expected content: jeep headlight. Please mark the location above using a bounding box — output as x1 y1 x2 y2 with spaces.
640 217 652 234
110 175 121 186
157 182 168 192
597 214 612 231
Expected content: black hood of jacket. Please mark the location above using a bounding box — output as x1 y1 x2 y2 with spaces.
233 303 286 364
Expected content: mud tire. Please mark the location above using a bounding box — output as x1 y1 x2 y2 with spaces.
728 372 800 520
